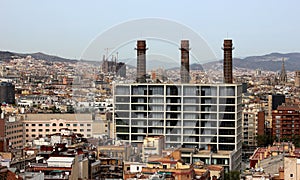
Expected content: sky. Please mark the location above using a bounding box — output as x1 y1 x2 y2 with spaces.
0 0 300 62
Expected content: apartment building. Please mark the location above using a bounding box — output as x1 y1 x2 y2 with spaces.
272 104 300 140
5 117 24 149
242 106 265 146
113 83 243 171
22 114 94 142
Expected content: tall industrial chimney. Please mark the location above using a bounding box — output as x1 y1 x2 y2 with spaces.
180 40 190 83
222 39 234 83
135 40 148 83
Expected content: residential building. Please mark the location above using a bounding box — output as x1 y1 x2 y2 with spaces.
142 150 194 180
142 136 165 162
272 104 300 141
113 83 243 171
242 106 265 146
97 144 132 162
4 116 24 149
22 114 93 142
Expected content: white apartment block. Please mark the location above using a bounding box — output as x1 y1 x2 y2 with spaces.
113 83 243 170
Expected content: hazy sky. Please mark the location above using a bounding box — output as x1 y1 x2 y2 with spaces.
1 0 299 61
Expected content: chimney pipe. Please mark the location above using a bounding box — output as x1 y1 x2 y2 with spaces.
180 40 190 83
222 39 234 83
135 40 148 83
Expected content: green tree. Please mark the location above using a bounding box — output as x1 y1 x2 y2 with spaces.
224 171 240 180
256 134 274 147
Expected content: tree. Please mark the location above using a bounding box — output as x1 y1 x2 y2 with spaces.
224 171 240 180
256 134 274 147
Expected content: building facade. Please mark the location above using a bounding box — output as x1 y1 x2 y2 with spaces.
142 136 165 162
0 81 15 104
272 105 300 141
22 114 94 142
113 83 242 170
5 117 24 149
242 106 265 146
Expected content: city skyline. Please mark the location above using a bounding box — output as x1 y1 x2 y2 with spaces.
1 0 300 62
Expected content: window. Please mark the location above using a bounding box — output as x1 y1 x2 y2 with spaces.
26 124 29 126
80 124 84 126
66 124 70 127
52 129 56 132
290 174 293 178
39 124 43 126
73 129 77 132
80 129 84 132
46 129 49 132
87 124 91 126
32 124 36 126
32 134 36 137
46 124 50 127
38 129 43 132
52 123 56 126
32 129 36 132
59 123 63 126
87 129 91 132
73 124 77 127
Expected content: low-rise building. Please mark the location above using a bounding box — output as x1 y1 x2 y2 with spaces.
97 144 132 162
142 136 165 162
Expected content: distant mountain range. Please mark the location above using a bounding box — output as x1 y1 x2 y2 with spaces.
1 51 299 71
0 51 77 63
203 52 300 72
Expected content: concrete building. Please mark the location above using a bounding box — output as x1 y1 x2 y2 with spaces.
142 136 165 162
283 156 300 180
97 144 132 162
249 142 297 170
22 114 94 142
0 81 15 104
142 150 194 180
123 162 146 179
113 83 243 171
